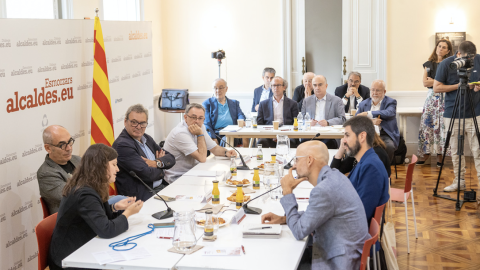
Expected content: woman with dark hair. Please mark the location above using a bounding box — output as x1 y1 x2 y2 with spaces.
48 143 143 270
416 39 453 166
331 132 391 176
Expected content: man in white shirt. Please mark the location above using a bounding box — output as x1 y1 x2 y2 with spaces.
251 67 276 112
164 103 237 183
334 71 371 113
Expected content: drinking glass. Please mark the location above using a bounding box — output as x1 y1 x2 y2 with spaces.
246 119 252 128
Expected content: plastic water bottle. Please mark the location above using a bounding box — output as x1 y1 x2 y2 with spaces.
297 112 304 130
305 112 311 131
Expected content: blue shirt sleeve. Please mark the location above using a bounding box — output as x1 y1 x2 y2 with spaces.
435 59 449 84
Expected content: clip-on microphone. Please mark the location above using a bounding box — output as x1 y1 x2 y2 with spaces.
284 133 320 169
242 185 283 215
208 128 249 170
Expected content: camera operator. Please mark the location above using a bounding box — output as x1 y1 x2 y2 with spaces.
434 41 480 192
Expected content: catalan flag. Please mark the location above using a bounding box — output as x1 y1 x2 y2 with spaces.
91 15 117 195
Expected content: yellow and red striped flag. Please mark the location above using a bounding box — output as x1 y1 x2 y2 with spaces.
90 15 117 194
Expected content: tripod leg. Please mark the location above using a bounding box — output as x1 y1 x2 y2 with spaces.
455 86 468 210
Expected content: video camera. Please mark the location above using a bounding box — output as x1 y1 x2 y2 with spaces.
449 54 475 70
211 50 226 60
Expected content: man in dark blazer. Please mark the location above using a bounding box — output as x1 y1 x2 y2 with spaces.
203 78 246 146
257 76 299 147
356 80 400 163
334 71 370 113
113 104 175 201
292 72 315 112
251 67 276 112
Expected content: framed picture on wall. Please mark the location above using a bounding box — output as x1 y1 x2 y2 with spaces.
435 32 466 53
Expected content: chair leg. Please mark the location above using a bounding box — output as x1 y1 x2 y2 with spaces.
377 251 381 270
367 257 370 270
395 160 398 179
404 193 410 254
411 190 418 239
372 245 377 270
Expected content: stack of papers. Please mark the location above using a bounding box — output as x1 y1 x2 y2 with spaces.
242 224 282 239
221 127 242 132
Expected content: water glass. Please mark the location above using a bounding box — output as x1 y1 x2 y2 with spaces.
246 119 252 128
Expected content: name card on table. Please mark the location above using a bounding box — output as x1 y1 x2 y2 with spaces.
202 191 212 203
231 207 246 225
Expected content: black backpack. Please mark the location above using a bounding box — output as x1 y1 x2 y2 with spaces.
393 135 407 165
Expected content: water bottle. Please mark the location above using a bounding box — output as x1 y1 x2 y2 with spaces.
305 112 311 131
297 112 304 130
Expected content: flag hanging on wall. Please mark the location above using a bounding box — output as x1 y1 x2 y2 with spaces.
91 14 117 195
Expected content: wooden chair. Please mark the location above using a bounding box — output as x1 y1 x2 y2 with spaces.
360 219 380 270
39 197 50 219
390 154 418 254
35 213 58 270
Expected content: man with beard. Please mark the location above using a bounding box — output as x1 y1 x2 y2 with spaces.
342 116 389 225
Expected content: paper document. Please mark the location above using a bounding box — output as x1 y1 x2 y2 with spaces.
175 195 204 202
155 227 175 239
221 127 242 132
183 170 217 177
202 246 242 256
92 247 152 265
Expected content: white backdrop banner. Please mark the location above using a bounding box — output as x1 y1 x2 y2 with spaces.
0 19 153 270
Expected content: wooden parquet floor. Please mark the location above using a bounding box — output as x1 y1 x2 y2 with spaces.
390 157 480 270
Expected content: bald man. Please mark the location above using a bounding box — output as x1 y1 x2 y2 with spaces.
292 72 315 111
261 141 369 269
37 125 81 214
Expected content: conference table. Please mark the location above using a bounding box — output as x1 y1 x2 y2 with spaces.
63 148 337 270
219 125 345 147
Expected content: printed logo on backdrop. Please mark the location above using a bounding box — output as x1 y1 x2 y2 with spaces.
109 76 119 84
38 63 57 73
82 59 94 67
65 36 81 44
132 71 141 78
72 130 85 140
0 152 17 166
129 31 148 40
61 61 78 69
123 54 132 61
17 38 37 47
11 200 33 217
85 37 94 43
104 36 112 42
121 73 131 81
144 51 152 58
27 251 38 263
134 52 143 59
0 39 12 48
11 66 33 76
142 69 151 76
0 182 12 195
115 98 123 104
0 213 6 223
42 37 61 46
114 35 124 42
147 122 153 129
112 56 122 63
6 229 28 248
6 77 74 113
77 81 93 91
22 145 42 158
7 260 22 270
42 114 49 128
0 69 5 77
116 116 124 123
17 173 37 187
106 57 110 64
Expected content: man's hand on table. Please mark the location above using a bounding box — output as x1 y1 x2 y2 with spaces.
261 212 287 224
226 149 237 157
318 120 328 127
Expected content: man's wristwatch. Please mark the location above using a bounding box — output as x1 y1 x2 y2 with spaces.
156 160 163 168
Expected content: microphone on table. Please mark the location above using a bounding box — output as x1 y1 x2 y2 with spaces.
128 171 174 220
207 128 250 170
284 133 320 169
242 185 283 215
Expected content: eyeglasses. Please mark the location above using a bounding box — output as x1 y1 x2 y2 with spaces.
214 86 226 91
128 119 148 128
371 89 384 93
271 84 283 88
186 114 205 121
349 79 360 85
49 137 75 150
291 156 307 166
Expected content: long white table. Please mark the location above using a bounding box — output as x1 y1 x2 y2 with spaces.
219 125 344 147
63 149 336 270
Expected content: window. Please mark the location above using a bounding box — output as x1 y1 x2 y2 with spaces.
103 0 142 21
5 0 55 19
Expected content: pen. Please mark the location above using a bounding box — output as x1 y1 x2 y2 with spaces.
158 237 173 239
296 197 309 200
241 245 246 255
249 226 272 230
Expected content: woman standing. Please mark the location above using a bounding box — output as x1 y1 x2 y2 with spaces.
417 39 453 166
48 144 143 270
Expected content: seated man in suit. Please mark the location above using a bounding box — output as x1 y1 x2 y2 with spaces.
356 80 400 163
113 104 176 201
334 71 370 113
203 78 246 146
164 103 237 183
251 67 276 112
257 76 299 148
37 125 125 214
261 141 369 269
292 72 315 112
301 75 345 148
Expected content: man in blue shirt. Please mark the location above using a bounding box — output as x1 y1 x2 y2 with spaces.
434 41 480 192
251 67 275 112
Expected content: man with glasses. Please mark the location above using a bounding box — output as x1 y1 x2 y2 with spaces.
164 103 237 183
334 71 370 113
257 76 299 148
356 80 399 163
113 104 176 201
261 141 369 269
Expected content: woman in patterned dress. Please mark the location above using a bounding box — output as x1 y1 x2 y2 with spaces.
416 39 453 166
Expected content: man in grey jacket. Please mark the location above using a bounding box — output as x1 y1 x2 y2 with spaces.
261 141 369 269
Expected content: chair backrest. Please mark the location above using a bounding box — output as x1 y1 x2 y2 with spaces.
374 202 386 225
35 213 58 270
404 154 417 193
359 219 380 270
39 197 50 219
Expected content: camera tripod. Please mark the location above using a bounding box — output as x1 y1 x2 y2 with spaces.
434 68 479 210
